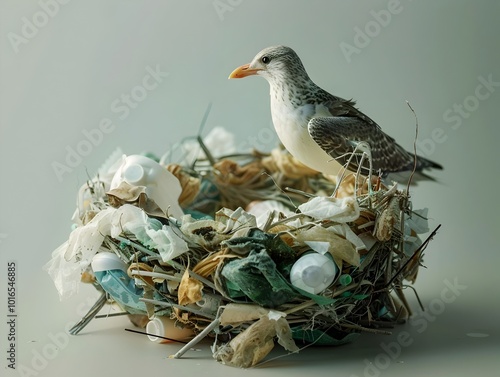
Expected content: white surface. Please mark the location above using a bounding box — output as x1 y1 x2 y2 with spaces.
1 1 499 376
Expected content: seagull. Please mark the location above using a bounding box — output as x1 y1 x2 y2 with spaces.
228 45 442 179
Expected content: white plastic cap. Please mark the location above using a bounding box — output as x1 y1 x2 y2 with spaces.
123 163 146 185
290 253 338 294
146 317 166 342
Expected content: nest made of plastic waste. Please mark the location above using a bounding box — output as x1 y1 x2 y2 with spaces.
45 130 436 368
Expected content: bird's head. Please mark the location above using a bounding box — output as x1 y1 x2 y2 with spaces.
228 45 309 84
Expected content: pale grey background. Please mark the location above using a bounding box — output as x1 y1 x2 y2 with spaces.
1 1 499 376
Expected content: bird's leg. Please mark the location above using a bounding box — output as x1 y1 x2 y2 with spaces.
349 141 374 199
358 141 374 198
355 155 364 200
331 167 348 198
331 140 375 199
330 155 351 197
331 148 363 198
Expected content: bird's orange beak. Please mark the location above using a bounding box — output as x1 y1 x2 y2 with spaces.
228 63 261 79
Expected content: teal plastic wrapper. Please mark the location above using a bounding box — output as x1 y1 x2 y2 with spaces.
222 228 341 307
223 228 297 274
94 270 147 313
221 248 297 308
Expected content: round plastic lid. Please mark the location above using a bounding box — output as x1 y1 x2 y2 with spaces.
146 317 163 342
123 163 145 185
290 253 338 294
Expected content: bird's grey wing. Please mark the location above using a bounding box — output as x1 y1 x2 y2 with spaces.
312 95 442 174
307 116 416 175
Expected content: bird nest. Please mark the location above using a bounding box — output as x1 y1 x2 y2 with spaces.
45 130 438 368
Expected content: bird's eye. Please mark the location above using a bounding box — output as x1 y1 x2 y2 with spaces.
261 56 271 64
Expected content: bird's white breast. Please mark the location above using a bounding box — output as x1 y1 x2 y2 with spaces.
270 98 342 176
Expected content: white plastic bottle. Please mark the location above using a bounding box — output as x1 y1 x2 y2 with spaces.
146 316 194 343
110 154 184 219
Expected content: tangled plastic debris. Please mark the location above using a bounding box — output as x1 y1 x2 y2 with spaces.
45 126 439 368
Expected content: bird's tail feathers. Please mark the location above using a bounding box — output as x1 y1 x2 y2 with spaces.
408 153 443 172
385 169 441 185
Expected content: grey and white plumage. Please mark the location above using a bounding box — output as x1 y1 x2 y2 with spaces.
229 45 442 178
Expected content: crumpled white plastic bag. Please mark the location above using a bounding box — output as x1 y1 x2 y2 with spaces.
64 207 116 267
45 204 190 299
146 225 189 262
45 207 116 300
44 241 82 300
298 196 360 223
172 126 237 166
